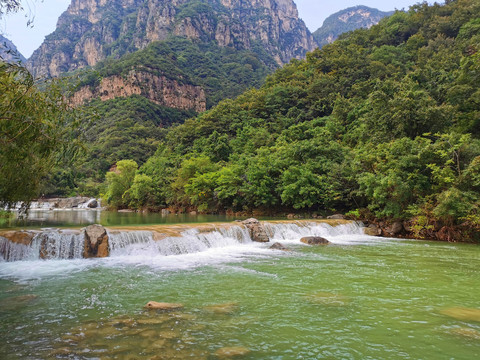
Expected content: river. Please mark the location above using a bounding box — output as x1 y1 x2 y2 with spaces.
0 212 479 359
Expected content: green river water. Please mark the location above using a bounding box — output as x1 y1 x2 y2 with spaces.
1 226 479 359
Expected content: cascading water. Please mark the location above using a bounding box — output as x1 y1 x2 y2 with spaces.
108 226 252 257
0 221 370 263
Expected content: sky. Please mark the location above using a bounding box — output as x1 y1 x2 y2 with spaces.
2 0 428 59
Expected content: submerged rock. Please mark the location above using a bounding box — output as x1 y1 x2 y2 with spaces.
144 301 184 311
440 307 480 322
300 236 330 245
214 346 251 358
449 327 480 340
242 218 269 242
204 302 239 315
305 292 349 306
269 242 289 251
84 224 109 258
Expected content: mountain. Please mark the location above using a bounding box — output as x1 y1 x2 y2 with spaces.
33 0 318 195
313 5 394 48
0 35 26 63
27 0 317 79
102 0 480 239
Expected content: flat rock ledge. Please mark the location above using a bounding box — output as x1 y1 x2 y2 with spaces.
300 236 330 245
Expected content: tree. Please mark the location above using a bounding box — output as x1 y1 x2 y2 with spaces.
0 62 81 208
102 160 138 209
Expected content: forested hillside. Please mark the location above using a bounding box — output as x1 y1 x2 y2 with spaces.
104 0 480 239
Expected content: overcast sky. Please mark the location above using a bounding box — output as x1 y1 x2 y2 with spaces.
2 0 429 59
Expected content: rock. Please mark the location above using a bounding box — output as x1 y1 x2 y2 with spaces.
449 327 480 340
436 226 462 242
385 221 403 236
364 224 381 236
0 230 36 245
269 242 289 251
144 301 184 311
57 196 90 209
327 214 345 220
305 292 349 306
287 213 295 219
440 307 480 322
161 209 170 216
87 199 98 208
204 302 239 315
84 224 109 258
300 236 330 245
214 346 251 358
242 218 269 243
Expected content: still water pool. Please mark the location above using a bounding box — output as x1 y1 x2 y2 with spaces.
0 222 479 359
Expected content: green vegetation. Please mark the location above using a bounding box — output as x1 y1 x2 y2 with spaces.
0 61 85 208
102 0 480 235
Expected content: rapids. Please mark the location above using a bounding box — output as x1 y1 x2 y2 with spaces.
0 220 479 359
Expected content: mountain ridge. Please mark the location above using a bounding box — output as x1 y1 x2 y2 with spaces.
27 0 317 78
0 34 26 63
313 5 394 48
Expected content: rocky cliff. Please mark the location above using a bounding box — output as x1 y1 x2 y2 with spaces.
27 0 316 78
71 70 206 112
0 35 26 63
313 5 394 48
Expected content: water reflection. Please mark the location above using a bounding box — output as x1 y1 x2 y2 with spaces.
1 210 257 229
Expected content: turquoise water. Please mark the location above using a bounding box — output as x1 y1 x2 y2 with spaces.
1 225 479 359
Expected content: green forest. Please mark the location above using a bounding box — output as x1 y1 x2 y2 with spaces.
101 0 480 238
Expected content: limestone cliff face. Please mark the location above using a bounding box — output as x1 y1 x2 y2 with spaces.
71 70 206 112
313 6 394 48
27 0 316 78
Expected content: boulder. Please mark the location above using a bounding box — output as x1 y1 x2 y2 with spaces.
384 221 403 236
269 242 289 251
84 224 109 258
436 226 462 242
0 230 36 245
242 218 269 242
87 199 98 208
364 224 381 236
327 214 345 220
144 301 184 311
214 346 250 358
300 236 330 245
161 209 170 216
287 213 295 219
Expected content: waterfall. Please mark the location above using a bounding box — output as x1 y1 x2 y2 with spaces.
264 221 365 242
108 226 252 257
0 221 368 262
0 237 35 262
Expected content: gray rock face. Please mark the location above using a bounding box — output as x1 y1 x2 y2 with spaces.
242 218 270 242
327 214 345 220
313 5 394 48
84 224 109 258
300 236 330 245
28 0 316 78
